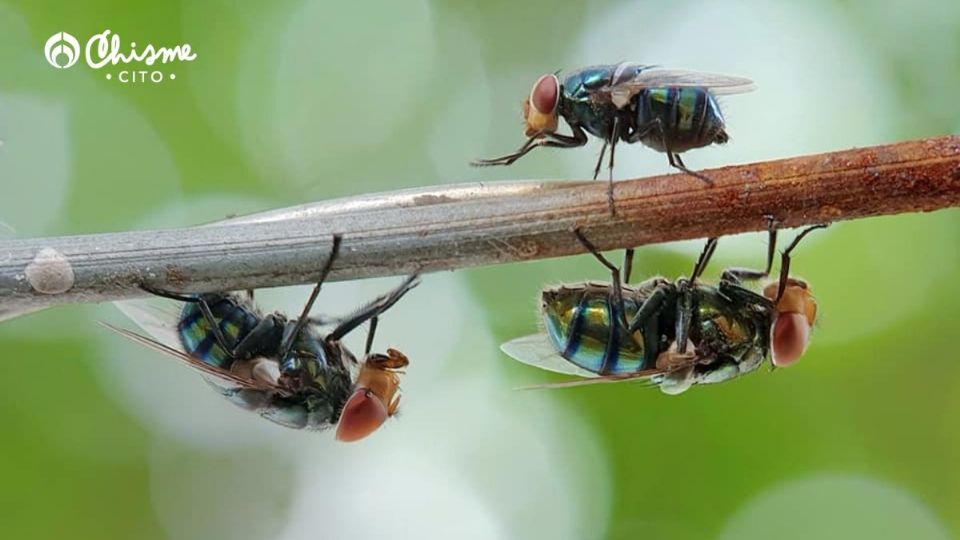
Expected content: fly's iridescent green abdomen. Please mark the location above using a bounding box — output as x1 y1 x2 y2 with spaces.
178 294 262 369
634 87 728 153
542 283 668 376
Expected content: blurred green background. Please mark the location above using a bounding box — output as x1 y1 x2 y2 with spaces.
1 0 959 539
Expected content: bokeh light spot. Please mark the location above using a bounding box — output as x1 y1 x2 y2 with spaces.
719 474 950 540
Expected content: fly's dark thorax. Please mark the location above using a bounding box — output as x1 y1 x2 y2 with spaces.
278 322 328 373
210 321 354 431
271 325 354 430
284 342 354 431
260 369 353 430
278 328 349 403
561 65 626 138
178 294 262 369
542 283 656 376
215 372 353 431
634 87 727 153
691 285 770 373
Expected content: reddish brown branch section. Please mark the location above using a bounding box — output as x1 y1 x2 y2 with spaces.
574 135 960 250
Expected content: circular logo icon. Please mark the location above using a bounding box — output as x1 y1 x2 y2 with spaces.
44 32 81 69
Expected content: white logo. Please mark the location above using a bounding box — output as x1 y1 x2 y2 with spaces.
44 32 80 69
43 29 196 84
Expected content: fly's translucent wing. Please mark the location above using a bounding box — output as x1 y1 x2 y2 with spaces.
625 69 755 93
593 67 755 108
515 372 662 390
114 299 183 349
500 333 598 378
503 332 702 392
99 321 283 392
0 221 15 239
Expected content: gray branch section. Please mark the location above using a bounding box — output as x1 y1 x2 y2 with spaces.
0 180 607 320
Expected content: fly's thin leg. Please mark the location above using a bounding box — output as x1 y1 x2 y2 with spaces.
572 228 621 279
628 117 715 185
623 283 674 367
623 248 635 284
674 285 694 354
140 285 238 356
140 285 196 303
231 318 282 359
328 274 421 342
472 124 588 167
690 237 719 282
717 222 826 303
605 117 621 216
781 224 828 259
592 139 608 181
717 281 769 306
572 227 628 329
774 224 828 302
625 284 671 334
640 311 665 370
196 301 234 355
675 236 719 356
304 315 345 327
721 216 780 284
471 136 540 167
473 137 584 166
364 316 379 357
279 234 342 359
608 118 620 183
545 123 589 146
669 152 714 186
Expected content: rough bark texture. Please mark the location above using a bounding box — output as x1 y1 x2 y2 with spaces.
1 135 958 320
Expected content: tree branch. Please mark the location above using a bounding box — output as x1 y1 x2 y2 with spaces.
1 135 958 321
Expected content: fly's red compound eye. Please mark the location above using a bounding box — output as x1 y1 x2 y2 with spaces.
335 388 388 442
770 312 810 367
763 279 817 367
529 74 559 114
